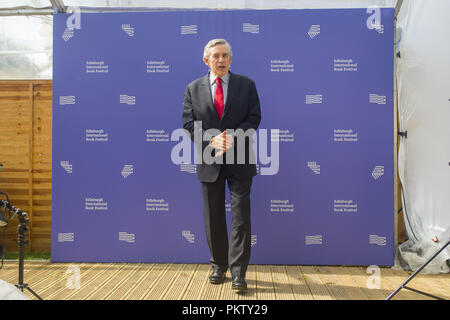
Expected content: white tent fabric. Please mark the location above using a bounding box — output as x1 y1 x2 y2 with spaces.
0 0 396 79
0 279 29 300
0 0 397 9
0 0 50 8
0 16 52 79
62 0 396 9
396 0 450 274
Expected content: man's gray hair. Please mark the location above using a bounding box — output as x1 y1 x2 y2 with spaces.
203 39 232 59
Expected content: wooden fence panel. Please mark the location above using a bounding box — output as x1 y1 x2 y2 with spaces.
0 81 52 253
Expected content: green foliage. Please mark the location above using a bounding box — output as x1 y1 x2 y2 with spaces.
5 251 50 260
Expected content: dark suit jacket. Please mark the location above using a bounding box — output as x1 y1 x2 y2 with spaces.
183 72 261 183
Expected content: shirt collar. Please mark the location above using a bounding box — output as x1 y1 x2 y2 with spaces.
209 71 230 86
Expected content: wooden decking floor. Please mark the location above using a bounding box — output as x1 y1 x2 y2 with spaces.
0 261 448 300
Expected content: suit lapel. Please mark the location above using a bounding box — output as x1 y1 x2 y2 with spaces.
221 72 234 121
201 74 220 120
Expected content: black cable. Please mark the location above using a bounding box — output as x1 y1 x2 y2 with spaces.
0 222 7 270
400 181 418 242
397 124 418 242
0 191 12 270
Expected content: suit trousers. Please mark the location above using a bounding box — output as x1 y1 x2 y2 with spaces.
201 165 253 278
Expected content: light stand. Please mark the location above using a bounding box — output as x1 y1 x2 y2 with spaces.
386 238 449 300
0 198 42 300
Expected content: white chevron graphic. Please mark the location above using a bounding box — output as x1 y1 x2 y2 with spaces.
180 164 196 174
182 230 195 243
306 94 323 104
121 165 134 178
119 232 135 243
62 28 74 42
58 232 74 242
122 24 134 36
308 25 321 39
60 161 73 174
372 166 384 180
307 162 321 175
120 94 136 105
369 234 386 246
374 24 384 34
181 25 197 35
369 94 386 105
251 234 257 247
59 96 75 105
305 235 323 245
243 23 259 34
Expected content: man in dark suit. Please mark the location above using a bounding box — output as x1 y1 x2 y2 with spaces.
182 39 261 292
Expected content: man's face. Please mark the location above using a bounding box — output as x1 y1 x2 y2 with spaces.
203 44 232 78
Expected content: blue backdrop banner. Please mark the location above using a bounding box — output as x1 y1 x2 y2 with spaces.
52 9 394 265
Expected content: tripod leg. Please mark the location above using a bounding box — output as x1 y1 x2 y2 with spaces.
386 239 449 300
14 221 43 300
26 285 43 300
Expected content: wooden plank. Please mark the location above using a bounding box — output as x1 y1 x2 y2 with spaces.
0 91 30 97
81 264 128 300
0 170 29 176
181 264 209 300
123 263 168 300
33 263 91 299
2 261 448 300
32 263 92 299
387 267 450 300
285 265 314 300
30 216 51 224
0 261 48 283
106 263 154 300
346 266 387 300
143 264 184 300
0 132 29 139
0 188 29 195
29 228 50 235
271 265 295 300
377 267 429 300
58 264 115 300
300 266 333 300
0 177 29 183
255 265 275 300
220 270 236 300
28 83 35 251
163 264 197 300
314 266 353 300
87 263 142 300
23 264 74 300
0 96 31 102
325 267 369 300
0 80 51 85
0 84 30 91
28 243 50 252
32 188 51 196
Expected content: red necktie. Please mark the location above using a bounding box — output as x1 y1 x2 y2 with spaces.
214 78 225 119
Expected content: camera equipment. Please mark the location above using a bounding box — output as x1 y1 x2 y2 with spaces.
386 237 449 300
0 190 9 227
0 212 7 227
0 196 42 300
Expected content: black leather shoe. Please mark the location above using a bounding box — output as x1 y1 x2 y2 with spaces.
209 270 226 284
232 277 247 292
